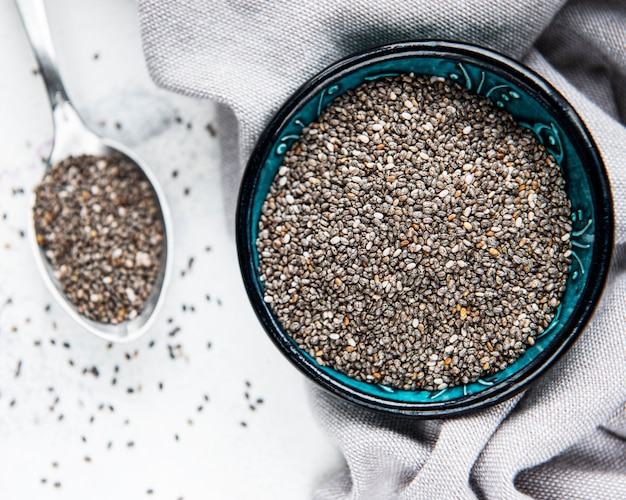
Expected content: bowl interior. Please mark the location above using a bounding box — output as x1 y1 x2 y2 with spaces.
241 45 607 410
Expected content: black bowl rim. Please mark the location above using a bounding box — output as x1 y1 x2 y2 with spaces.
236 40 614 417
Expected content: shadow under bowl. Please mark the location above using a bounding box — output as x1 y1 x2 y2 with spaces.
236 40 614 417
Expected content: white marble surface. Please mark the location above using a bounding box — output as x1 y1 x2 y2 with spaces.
0 1 341 498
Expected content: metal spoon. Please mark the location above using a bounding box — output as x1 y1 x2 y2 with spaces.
16 0 172 342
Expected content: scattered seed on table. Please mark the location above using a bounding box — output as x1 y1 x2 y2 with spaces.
33 153 165 325
5 233 232 493
205 123 217 137
257 73 572 391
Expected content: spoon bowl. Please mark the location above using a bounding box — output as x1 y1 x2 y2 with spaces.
17 0 172 342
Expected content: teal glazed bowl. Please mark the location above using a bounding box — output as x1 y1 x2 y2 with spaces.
236 41 614 417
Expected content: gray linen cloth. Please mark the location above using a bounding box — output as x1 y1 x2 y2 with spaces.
138 1 626 498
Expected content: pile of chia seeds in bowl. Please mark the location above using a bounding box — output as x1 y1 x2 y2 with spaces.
256 74 572 392
34 153 164 325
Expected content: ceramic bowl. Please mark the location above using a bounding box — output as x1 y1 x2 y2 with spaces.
236 40 613 417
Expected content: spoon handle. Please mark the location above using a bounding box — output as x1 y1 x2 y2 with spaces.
15 0 71 110
15 0 104 164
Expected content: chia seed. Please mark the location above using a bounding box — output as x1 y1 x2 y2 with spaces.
256 74 572 391
33 153 165 325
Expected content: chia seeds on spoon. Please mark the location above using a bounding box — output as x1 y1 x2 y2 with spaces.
256 74 572 391
34 153 164 324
